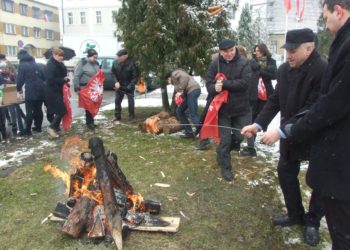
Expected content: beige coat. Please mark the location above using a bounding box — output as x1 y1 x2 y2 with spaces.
170 69 200 95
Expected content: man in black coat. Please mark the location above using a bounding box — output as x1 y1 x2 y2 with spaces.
206 39 252 181
242 28 327 246
270 2 350 249
111 49 139 124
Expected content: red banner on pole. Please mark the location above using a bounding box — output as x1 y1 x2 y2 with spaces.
284 0 292 13
62 84 72 132
296 0 306 20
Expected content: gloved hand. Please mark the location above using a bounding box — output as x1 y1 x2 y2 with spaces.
74 86 80 92
64 76 70 83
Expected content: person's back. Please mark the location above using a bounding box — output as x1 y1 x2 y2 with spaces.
16 50 45 101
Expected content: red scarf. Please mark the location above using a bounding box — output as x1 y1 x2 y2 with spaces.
199 73 229 143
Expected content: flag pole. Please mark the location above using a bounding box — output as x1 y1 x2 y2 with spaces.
284 12 288 62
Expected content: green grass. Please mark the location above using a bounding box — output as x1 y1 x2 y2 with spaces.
0 107 329 249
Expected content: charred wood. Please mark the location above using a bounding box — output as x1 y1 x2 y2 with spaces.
62 196 96 237
89 137 123 250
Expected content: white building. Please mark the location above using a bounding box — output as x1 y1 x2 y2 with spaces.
250 0 322 55
61 0 122 58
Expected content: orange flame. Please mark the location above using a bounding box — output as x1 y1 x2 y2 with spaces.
44 163 70 194
127 193 144 212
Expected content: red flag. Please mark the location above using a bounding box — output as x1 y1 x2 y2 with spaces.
62 84 72 132
296 0 305 20
284 0 291 13
199 90 229 144
78 70 105 118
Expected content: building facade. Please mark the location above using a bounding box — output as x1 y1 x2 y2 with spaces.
0 0 60 61
61 0 122 59
250 0 322 56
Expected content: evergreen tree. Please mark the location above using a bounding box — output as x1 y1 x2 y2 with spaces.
114 0 234 111
237 3 256 50
316 9 333 59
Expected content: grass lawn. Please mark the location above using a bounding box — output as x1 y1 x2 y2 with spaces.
0 107 329 249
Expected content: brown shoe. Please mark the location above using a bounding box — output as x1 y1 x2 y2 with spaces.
47 127 59 138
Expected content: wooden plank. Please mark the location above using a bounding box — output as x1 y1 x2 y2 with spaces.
129 217 180 233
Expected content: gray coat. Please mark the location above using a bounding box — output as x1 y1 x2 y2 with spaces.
73 58 99 90
171 69 200 95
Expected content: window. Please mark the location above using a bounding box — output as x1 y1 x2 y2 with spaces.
4 23 15 34
45 29 54 40
19 3 28 16
67 12 73 24
80 12 86 24
34 27 41 38
2 0 13 12
6 46 17 56
44 10 53 22
96 11 102 24
21 26 29 37
32 7 41 19
36 48 42 57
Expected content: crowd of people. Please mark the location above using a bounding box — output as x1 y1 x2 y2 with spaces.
0 0 349 248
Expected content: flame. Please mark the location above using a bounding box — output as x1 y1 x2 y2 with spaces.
145 116 160 134
127 193 144 212
44 163 70 194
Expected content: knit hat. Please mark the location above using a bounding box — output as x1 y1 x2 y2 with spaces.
87 49 98 58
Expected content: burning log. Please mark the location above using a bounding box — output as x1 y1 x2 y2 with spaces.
106 151 134 195
62 196 97 237
139 111 183 134
89 137 123 250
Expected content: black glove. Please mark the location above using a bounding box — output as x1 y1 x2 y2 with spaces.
64 77 70 83
74 86 80 92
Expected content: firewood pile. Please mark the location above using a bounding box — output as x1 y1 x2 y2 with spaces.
43 136 180 250
139 111 183 134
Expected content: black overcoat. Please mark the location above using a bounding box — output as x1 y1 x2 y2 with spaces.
45 57 67 116
285 18 350 201
255 50 327 160
206 51 252 117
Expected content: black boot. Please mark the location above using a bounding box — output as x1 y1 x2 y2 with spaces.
220 167 233 181
272 215 304 227
239 146 257 157
304 226 320 246
195 138 211 150
180 132 195 139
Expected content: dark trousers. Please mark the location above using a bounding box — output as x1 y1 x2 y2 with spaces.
85 110 94 125
25 100 43 133
176 89 201 134
216 112 251 171
247 100 267 148
323 196 350 250
114 89 135 120
7 104 25 134
50 114 62 131
0 107 6 140
277 156 324 227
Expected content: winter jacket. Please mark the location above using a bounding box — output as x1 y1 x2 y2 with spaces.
283 18 350 201
73 58 99 90
170 69 200 95
256 50 327 160
206 50 251 117
248 59 260 103
45 57 68 116
255 56 277 97
111 58 139 92
16 53 45 101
